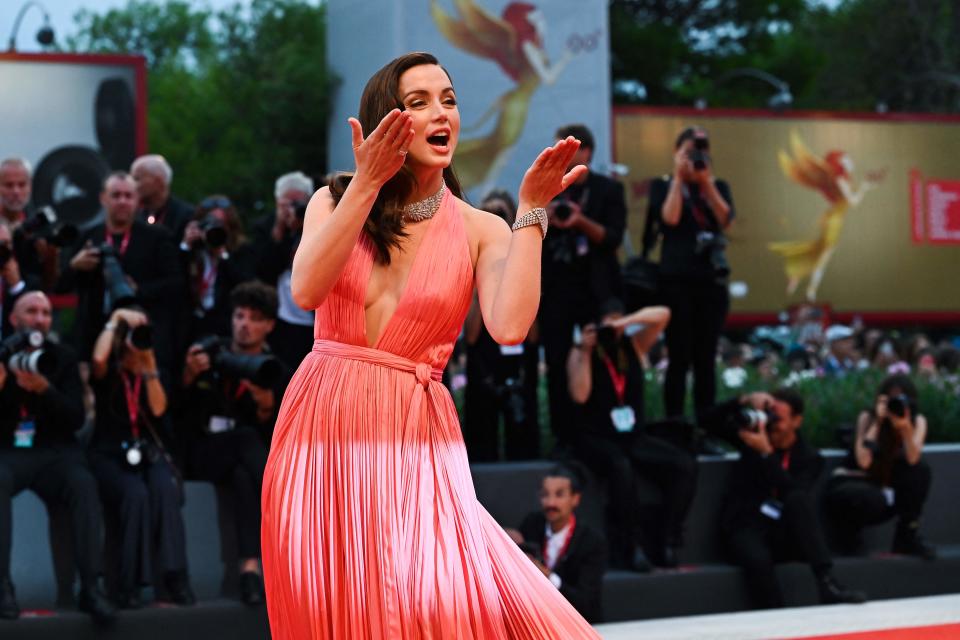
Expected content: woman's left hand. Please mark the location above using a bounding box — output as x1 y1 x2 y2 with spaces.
518 137 588 210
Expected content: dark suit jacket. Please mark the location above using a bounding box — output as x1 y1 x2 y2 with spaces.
0 341 85 450
59 220 182 366
519 511 607 623
542 170 627 317
140 193 194 242
702 398 824 532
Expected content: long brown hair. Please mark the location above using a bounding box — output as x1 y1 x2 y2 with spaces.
329 51 464 264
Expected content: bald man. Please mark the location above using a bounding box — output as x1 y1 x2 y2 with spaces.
0 292 116 623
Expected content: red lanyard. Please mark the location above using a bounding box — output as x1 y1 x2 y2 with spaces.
121 371 143 438
105 228 132 256
233 380 249 400
602 356 627 405
198 257 218 299
543 515 576 569
781 449 791 471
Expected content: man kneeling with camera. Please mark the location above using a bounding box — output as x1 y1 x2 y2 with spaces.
701 389 866 609
180 281 287 605
0 292 115 622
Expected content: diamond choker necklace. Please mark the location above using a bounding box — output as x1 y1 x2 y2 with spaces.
402 181 446 223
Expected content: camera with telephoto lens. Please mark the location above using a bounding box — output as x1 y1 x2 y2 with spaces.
688 131 710 171
694 230 730 280
98 242 138 310
887 394 913 418
21 206 79 247
193 215 228 250
0 330 57 376
731 406 779 433
596 324 619 354
195 335 282 387
292 200 309 221
124 323 153 350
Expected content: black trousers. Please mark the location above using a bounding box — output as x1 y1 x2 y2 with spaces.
824 460 932 534
723 491 833 609
574 431 697 564
268 319 314 371
89 451 187 592
0 448 103 587
540 292 596 447
462 352 540 462
189 428 268 559
662 281 729 419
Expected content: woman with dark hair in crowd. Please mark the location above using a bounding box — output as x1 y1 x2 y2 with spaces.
178 195 255 343
462 189 541 461
824 373 936 560
261 51 601 638
89 308 195 608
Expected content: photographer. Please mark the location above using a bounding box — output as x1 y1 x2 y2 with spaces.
178 195 255 346
647 127 734 421
0 292 115 622
701 389 866 609
179 281 286 605
251 171 315 368
541 124 627 447
0 221 27 339
131 154 193 240
567 298 695 570
89 308 194 608
824 374 936 560
508 465 606 623
463 191 540 461
60 172 182 368
1 158 60 291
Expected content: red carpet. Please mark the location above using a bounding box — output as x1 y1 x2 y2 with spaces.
789 623 960 639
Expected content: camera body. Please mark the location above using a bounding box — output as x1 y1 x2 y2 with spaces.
694 230 730 280
688 131 710 171
732 406 780 433
195 336 282 388
552 199 574 222
0 330 57 376
292 200 309 221
887 394 914 419
596 324 619 354
194 216 228 249
22 206 79 247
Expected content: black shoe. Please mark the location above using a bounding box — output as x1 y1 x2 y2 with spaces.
893 524 937 560
116 587 142 610
165 571 196 606
77 586 117 626
239 571 264 606
660 544 680 569
0 578 20 620
817 573 867 605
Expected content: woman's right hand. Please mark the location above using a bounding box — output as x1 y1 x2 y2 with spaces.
348 109 415 189
182 221 202 247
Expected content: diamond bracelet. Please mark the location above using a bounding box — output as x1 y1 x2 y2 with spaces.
511 207 548 239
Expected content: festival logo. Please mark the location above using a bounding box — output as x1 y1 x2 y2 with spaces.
768 131 886 301
431 0 576 191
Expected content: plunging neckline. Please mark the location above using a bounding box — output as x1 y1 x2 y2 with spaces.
362 194 445 350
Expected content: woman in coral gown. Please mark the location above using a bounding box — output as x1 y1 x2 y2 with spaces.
261 51 602 639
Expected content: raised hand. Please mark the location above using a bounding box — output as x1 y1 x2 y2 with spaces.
518 137 588 210
348 109 415 189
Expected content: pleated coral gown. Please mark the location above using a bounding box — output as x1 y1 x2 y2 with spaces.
261 190 601 639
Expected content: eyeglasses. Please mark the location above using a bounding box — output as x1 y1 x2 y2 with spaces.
200 196 232 211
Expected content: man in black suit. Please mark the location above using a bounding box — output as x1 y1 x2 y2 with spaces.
512 465 607 622
540 124 627 448
0 291 115 623
60 172 182 369
131 154 193 241
701 389 867 609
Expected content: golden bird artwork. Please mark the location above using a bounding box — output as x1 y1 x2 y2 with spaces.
768 131 886 301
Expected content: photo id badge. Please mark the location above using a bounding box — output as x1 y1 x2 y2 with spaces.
208 415 237 434
14 419 36 449
576 235 590 256
760 499 783 520
610 406 636 433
